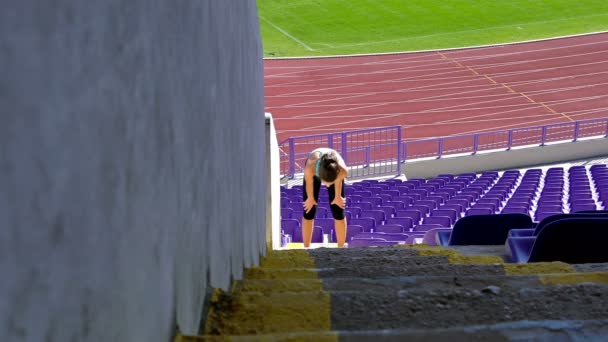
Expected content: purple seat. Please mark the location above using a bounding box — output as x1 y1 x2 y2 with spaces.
333 225 364 242
395 185 413 194
409 189 428 198
348 239 398 248
377 194 392 203
501 207 529 215
431 209 458 224
446 198 470 210
350 202 373 211
310 226 324 243
423 216 451 227
448 213 533 245
422 228 453 246
508 217 608 263
534 211 562 222
393 196 415 206
482 193 505 202
383 190 401 198
440 203 464 215
405 234 425 244
359 210 386 225
466 208 494 216
476 198 501 209
315 206 329 218
386 217 414 231
350 217 376 232
538 195 562 203
429 192 451 202
375 224 405 234
367 197 383 206
571 203 597 213
471 203 496 212
281 208 294 219
535 204 563 213
314 218 335 236
410 204 431 216
346 206 361 218
348 195 362 203
412 223 443 232
417 199 438 210
377 206 396 219
378 233 409 242
384 201 406 211
352 191 372 198
396 209 422 225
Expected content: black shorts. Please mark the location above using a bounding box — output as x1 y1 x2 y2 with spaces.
302 176 345 220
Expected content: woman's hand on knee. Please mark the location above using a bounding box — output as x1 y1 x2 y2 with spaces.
331 196 346 209
303 198 317 213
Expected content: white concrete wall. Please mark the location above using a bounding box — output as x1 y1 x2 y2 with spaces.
0 0 264 340
403 138 608 179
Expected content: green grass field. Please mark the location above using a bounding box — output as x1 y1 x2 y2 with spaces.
257 0 608 57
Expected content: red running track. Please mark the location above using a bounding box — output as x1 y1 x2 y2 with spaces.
265 33 608 144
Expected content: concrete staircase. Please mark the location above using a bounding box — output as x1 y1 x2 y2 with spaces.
179 246 608 341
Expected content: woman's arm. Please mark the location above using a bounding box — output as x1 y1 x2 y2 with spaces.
303 153 319 213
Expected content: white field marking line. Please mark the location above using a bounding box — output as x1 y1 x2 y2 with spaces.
311 14 608 51
259 16 314 51
267 31 608 61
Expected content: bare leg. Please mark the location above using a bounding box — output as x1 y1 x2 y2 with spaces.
302 218 314 248
334 218 347 247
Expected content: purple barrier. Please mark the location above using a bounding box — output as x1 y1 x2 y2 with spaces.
279 118 608 179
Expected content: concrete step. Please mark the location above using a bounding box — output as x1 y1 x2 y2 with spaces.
204 282 608 335
183 319 608 341
237 272 608 293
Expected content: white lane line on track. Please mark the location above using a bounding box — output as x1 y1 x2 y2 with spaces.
265 37 608 73
259 16 315 51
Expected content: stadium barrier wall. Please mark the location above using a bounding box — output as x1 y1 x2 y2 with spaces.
403 137 608 179
280 118 608 181
1 1 265 340
266 113 282 251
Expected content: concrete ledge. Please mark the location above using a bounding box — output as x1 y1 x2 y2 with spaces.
403 138 608 179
